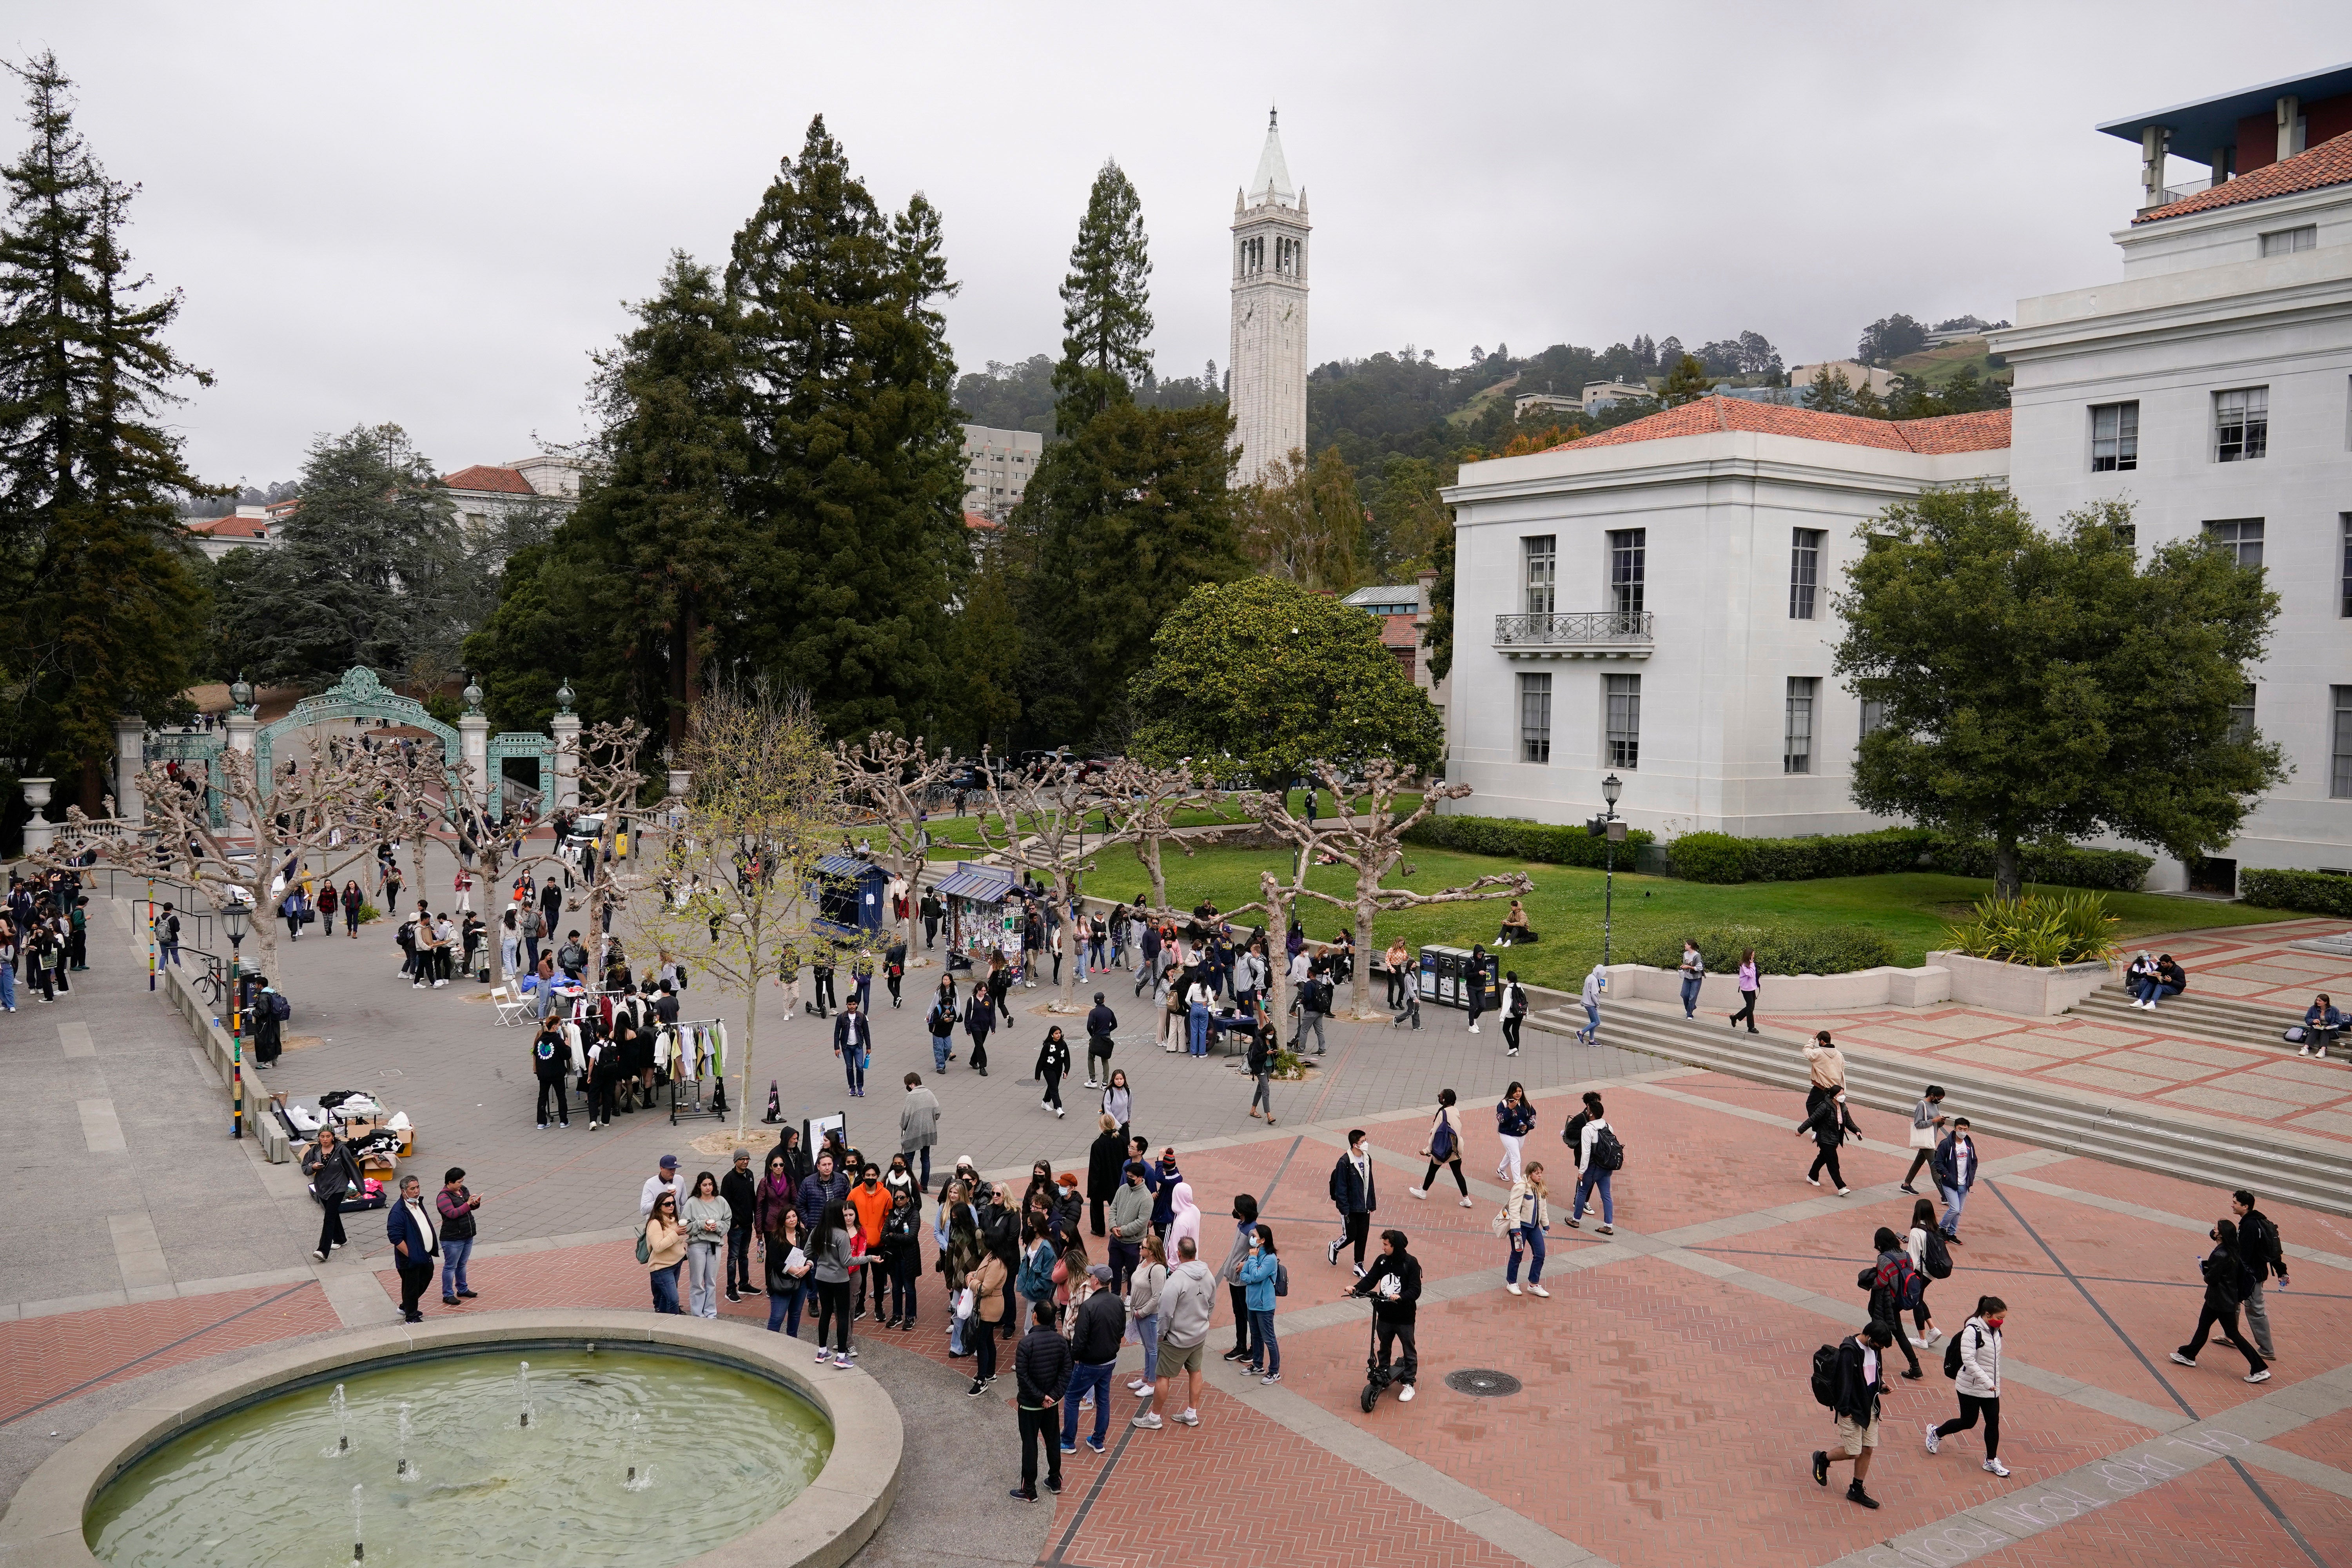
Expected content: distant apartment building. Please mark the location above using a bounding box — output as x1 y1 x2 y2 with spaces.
1512 391 1583 420
962 425 1043 519
442 456 584 534
1581 380 1651 415
1787 360 1895 397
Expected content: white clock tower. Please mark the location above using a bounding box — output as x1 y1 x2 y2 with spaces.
1228 109 1309 486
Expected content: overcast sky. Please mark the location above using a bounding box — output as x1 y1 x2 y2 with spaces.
12 3 2350 486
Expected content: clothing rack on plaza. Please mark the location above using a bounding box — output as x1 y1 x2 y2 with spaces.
658 1017 730 1122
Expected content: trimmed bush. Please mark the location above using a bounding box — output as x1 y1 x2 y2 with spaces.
1927 838 2150 893
2239 869 2352 918
1405 813 1655 869
1626 924 1899 976
1667 828 1936 884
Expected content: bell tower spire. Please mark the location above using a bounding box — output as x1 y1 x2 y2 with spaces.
1229 109 1309 486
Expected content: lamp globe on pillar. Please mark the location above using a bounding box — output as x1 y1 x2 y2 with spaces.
222 900 250 1139
1599 773 1622 970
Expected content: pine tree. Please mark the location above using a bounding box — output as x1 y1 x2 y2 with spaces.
1661 353 1713 406
1053 160 1153 426
0 53 212 808
724 117 968 738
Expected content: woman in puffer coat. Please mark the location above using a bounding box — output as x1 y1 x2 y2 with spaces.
1925 1295 2008 1477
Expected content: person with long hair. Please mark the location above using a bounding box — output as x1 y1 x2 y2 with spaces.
343 880 364 937
1410 1089 1472 1205
1035 1025 1072 1118
1926 1296 2009 1475
681 1171 729 1319
1126 1232 1171 1426
765 1205 812 1337
643 1191 687 1315
1728 947 1759 1033
1904 1197 1944 1349
1101 1069 1132 1138
1495 1082 1535 1184
1504 1162 1552 1297
2171 1218 2269 1381
811 1198 858 1367
1240 1223 1282 1384
881 1182 924 1330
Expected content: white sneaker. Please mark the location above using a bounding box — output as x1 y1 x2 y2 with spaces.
1924 1422 1940 1454
1459 1197 1475 1209
1084 1080 1099 1089
1056 1107 1065 1118
1398 1383 1414 1402
1131 1412 1161 1428
1468 1024 1479 1034
1910 1337 1930 1348
1353 1264 1366 1279
1408 1188 1426 1200
1984 1458 2009 1477
1924 1329 1943 1347
1529 1284 1549 1298
1132 1383 1153 1398
1506 1283 1523 1296
1174 1408 1199 1426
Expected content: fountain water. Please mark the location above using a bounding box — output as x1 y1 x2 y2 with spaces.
622 1412 651 1492
394 1404 414 1481
323 1384 349 1458
350 1483 364 1562
516 1361 533 1428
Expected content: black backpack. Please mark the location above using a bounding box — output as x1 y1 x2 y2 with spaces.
1942 1329 1967 1379
1810 1343 1841 1407
1922 1228 1953 1280
1590 1126 1625 1172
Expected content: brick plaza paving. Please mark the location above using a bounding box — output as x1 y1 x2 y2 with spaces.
4 879 2352 1567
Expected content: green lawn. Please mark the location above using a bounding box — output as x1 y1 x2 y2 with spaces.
918 792 1421 850
1071 845 2294 992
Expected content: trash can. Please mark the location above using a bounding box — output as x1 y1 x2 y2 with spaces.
1423 945 1466 1007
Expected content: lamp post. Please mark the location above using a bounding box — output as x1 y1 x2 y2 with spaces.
223 902 249 1140
1599 773 1623 970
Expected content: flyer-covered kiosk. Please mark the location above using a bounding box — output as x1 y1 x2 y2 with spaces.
934 861 1020 971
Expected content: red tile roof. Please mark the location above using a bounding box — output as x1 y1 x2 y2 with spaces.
964 511 1004 531
442 464 536 495
184 514 270 538
2134 129 2352 224
1377 614 1419 649
1550 396 2009 456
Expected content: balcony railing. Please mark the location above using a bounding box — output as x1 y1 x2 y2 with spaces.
1494 611 1654 647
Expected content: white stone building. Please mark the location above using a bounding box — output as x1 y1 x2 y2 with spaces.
1229 110 1309 486
1438 63 2352 891
442 456 583 534
961 425 1043 519
182 504 279 561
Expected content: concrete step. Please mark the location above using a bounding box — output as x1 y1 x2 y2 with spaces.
2071 981 2309 1054
1526 1003 2352 1219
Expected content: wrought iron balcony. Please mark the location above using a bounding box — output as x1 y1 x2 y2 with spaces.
1493 611 1655 659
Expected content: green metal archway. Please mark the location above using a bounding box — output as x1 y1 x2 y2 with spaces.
256 667 463 794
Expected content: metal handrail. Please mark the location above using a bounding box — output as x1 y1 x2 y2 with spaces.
1494 611 1655 644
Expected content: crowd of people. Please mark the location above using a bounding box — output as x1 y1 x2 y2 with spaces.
2 866 88 1009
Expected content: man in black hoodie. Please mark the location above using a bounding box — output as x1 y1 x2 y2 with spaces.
1346 1229 1423 1400
1813 1320 1892 1509
1011 1300 1072 1502
719 1148 759 1303
1061 1264 1124 1453
1084 993 1118 1089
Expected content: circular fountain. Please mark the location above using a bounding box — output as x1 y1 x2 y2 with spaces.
0 1312 901 1568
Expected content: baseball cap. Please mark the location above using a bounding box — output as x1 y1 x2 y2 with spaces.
659 1154 679 1170
1088 1264 1112 1284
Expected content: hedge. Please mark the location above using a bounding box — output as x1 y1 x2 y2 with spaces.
1666 828 1936 884
1403 813 1656 869
1626 924 1900 976
1926 838 2151 893
2238 869 2352 918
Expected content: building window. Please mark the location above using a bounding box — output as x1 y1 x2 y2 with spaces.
2342 515 2352 617
1523 535 1556 617
1784 677 1817 774
1519 672 1552 764
2090 401 2139 472
2203 518 2263 568
1605 675 1641 769
2215 388 2267 462
1608 528 1646 619
1788 528 1823 619
1860 697 1886 740
2228 684 2257 746
2259 225 2316 257
2336 688 2352 799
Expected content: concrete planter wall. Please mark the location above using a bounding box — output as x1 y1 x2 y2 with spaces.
1597 962 1952 1012
1924 950 2119 1016
158 962 288 1161
0 1311 903 1568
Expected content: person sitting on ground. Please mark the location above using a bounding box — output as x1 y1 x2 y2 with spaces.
2299 994 2345 1059
2136 954 2188 1011
1497 898 1537 945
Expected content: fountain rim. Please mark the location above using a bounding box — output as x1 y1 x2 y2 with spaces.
0 1309 902 1568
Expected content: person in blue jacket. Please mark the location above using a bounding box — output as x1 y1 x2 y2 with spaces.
1239 1223 1282 1385
1930 1120 1979 1245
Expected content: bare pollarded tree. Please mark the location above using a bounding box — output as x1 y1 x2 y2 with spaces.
967 751 1128 1014
833 731 960 960
1243 760 1530 1020
1097 757 1214 913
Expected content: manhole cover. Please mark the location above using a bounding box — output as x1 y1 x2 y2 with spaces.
1443 1368 1523 1398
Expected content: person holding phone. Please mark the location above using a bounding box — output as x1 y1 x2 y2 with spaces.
681 1172 730 1319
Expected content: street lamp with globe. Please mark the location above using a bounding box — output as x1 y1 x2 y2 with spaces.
1592 773 1624 969
223 901 249 1138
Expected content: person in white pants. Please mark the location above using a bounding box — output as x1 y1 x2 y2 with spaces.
1494 1082 1535 1183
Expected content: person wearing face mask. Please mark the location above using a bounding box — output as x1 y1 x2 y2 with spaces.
2171 1218 2270 1382
1107 1158 1152 1292
1925 1296 2011 1477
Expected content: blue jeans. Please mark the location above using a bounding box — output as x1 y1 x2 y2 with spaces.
1940 1183 1969 1236
1133 1311 1160 1381
2134 979 2180 1004
932 1033 951 1071
767 1282 805 1336
1679 976 1700 1017
650 1262 683 1314
1581 1000 1600 1040
843 1052 865 1094
1574 1169 1613 1225
439 1237 472 1298
0 962 14 1008
1249 1308 1280 1374
1060 1359 1114 1447
1189 1004 1210 1056
1506 1223 1545 1283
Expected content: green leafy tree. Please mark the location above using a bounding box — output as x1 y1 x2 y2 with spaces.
0 53 212 808
726 116 969 738
951 537 1024 754
1129 577 1441 787
1422 513 1455 685
1660 352 1712 406
1238 444 1363 590
1803 365 1859 415
1857 312 1927 366
1835 491 2284 899
1368 453 1450 576
218 424 456 689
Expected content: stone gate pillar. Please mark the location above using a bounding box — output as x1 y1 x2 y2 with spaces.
114 716 146 826
458 675 490 815
550 678 581 810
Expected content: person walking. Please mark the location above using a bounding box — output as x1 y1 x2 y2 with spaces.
1384 938 1412 1011
2231 1190 2289 1364
811 946 837 1018
1464 944 1490 1035
1100 1069 1132 1140
1126 1234 1170 1427
1926 1296 2009 1476
1245 1017 1277 1125
1011 1302 1072 1502
1107 1159 1152 1290
642 1190 687 1314
1728 947 1760 1032
2171 1218 2270 1381
1158 1236 1216 1428
764 1206 813 1338
1904 1197 1948 1351
343 880 363 937
1240 1225 1283 1384
777 944 803 1021
1410 1090 1472 1206
1863 1225 1926 1380
1797 1091 1862 1196
1568 1096 1621 1235
1813 1319 1893 1509
1575 964 1604 1046
1931 1118 1978 1244
1060 1263 1124 1453
1345 1229 1423 1401
924 980 958 1073
1326 1129 1377 1276
436 1168 482 1306
719 1149 759 1303
1495 1082 1535 1184
681 1172 729 1319
1503 1163 1552 1297
834 997 873 1099
1035 1025 1072 1118
1805 1030 1847 1116
1677 938 1705 1018
303 1124 361 1263
1900 1087 1949 1195
810 1198 858 1366
1083 993 1118 1089
1500 970 1528 1056
962 983 995 1076
387 1174 441 1324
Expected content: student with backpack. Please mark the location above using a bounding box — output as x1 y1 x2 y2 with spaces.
1926 1296 2009 1476
1567 1095 1622 1235
1904 1198 1953 1350
1408 1090 1472 1206
1861 1226 1926 1379
1500 971 1529 1056
1811 1319 1893 1509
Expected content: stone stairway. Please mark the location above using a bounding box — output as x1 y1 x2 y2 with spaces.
1525 1001 2352 1218
2069 979 2321 1055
